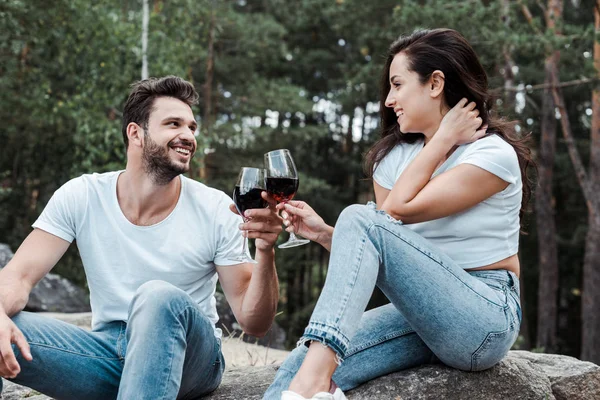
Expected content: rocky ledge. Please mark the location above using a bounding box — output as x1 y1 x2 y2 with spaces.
3 350 598 399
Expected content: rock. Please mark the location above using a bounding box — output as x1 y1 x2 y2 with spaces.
25 274 91 313
0 243 90 313
215 292 286 350
0 244 12 268
3 351 599 399
207 365 279 400
1 379 50 400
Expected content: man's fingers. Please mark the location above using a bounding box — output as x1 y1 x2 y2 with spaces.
246 232 279 241
242 221 282 234
229 203 241 216
14 332 32 362
261 191 278 207
244 208 278 219
0 341 20 377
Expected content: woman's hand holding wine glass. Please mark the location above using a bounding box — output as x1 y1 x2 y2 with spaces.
276 201 334 251
264 149 311 248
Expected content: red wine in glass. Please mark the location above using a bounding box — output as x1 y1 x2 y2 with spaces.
264 149 310 248
265 177 299 203
233 187 268 215
231 167 267 263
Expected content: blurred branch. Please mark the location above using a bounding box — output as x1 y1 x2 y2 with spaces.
550 66 600 213
536 0 548 15
519 1 543 35
495 77 600 92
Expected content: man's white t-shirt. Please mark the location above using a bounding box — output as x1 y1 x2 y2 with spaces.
33 171 245 337
373 134 522 269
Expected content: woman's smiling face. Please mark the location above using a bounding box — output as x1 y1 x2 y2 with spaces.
384 52 445 137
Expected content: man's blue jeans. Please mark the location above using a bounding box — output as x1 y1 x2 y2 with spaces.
1 280 225 399
265 203 521 398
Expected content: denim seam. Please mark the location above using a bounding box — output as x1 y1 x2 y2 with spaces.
116 323 125 360
26 342 121 361
333 227 370 327
344 327 414 357
372 223 506 310
305 226 371 357
303 321 350 348
297 322 350 365
159 304 199 400
470 327 510 371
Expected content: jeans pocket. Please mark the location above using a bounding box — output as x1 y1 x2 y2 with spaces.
507 288 522 327
471 328 515 371
478 277 509 307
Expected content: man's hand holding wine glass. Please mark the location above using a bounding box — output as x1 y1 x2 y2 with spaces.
229 192 283 252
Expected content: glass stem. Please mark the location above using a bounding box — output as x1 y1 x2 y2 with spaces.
241 217 249 256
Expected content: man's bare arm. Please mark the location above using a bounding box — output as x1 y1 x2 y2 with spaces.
0 229 71 317
0 228 70 378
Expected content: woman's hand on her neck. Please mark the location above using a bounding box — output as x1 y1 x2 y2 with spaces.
435 98 487 145
380 98 487 221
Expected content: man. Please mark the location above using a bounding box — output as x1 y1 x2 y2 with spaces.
0 76 283 399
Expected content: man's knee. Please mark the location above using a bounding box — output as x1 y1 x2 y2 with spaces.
129 280 190 319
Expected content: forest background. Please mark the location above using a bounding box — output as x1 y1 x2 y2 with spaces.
2 0 599 364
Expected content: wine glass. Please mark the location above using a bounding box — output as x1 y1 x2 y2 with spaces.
231 167 268 263
264 149 310 248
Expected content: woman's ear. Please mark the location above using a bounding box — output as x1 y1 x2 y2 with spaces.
429 70 445 98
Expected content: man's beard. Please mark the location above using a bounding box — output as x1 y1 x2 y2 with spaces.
142 132 190 185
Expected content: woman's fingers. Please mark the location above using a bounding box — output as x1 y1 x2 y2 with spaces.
283 203 310 218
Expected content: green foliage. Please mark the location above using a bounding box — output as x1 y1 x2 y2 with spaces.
0 0 596 354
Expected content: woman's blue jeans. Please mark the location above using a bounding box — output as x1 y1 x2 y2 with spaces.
265 203 521 398
2 280 224 400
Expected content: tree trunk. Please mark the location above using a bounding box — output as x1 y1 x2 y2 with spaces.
535 53 560 353
298 256 305 310
286 272 296 317
318 247 326 289
200 3 216 180
306 245 313 305
141 0 149 80
518 255 531 349
501 0 516 113
581 0 600 363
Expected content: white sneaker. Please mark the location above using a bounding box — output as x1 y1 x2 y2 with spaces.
281 388 347 400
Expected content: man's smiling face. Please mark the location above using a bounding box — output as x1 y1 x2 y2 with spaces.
141 96 198 184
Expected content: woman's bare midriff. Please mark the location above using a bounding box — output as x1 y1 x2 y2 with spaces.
465 254 520 278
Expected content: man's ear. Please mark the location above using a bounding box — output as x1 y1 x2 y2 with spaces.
429 70 445 98
127 122 144 148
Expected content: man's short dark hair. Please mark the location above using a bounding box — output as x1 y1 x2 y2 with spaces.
121 76 199 149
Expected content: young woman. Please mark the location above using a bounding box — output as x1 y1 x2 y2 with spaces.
264 28 533 400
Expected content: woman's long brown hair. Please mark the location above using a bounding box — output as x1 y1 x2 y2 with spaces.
364 28 534 222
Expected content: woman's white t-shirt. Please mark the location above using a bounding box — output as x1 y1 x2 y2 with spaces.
33 171 244 336
373 134 522 269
